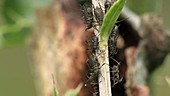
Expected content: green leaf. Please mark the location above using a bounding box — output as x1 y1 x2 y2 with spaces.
100 0 126 46
0 0 53 49
0 29 31 48
54 87 59 96
64 83 83 96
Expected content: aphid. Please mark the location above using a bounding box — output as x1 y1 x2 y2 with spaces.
79 0 95 31
104 0 112 13
93 4 104 26
82 5 94 30
110 57 123 86
79 0 92 7
111 65 122 86
86 35 99 54
104 0 117 13
85 33 108 95
86 56 107 95
108 25 119 56
85 33 100 96
79 0 106 31
86 54 100 96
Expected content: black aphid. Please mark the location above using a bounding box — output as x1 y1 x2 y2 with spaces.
86 34 99 54
108 25 119 56
104 0 112 13
79 0 105 31
104 0 117 13
110 57 123 87
86 53 100 96
85 33 100 95
93 4 104 26
79 0 96 31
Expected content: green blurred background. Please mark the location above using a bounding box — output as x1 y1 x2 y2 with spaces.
0 0 169 96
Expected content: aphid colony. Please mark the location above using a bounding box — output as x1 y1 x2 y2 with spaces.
79 0 112 30
86 36 100 95
79 0 122 95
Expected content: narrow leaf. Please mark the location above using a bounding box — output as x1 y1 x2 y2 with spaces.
100 0 126 44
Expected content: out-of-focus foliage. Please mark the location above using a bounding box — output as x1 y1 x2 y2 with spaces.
126 0 162 14
165 76 170 87
64 83 83 96
149 54 170 96
53 83 83 96
126 1 170 96
0 0 53 48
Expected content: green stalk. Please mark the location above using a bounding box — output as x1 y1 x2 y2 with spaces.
97 0 126 96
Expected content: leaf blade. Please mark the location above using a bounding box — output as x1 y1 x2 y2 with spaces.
100 0 126 44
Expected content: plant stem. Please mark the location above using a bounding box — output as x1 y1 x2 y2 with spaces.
92 0 112 96
98 42 112 96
